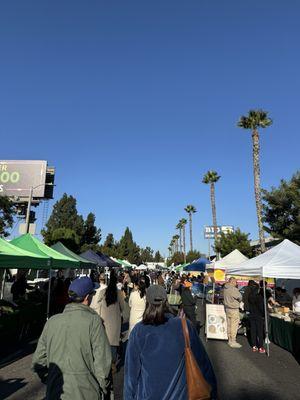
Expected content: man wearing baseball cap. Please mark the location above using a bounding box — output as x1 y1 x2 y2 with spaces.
32 276 112 400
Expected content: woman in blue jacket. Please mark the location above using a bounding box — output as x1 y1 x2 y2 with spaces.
124 285 217 400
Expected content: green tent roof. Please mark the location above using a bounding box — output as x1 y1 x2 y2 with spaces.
51 242 96 268
0 237 50 269
116 259 132 267
11 234 80 269
175 263 189 272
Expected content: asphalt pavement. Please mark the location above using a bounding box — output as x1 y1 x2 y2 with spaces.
1 304 300 400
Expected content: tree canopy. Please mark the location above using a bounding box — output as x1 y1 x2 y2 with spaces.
0 197 16 237
237 109 273 131
263 171 300 245
214 228 253 258
202 171 220 184
42 193 101 253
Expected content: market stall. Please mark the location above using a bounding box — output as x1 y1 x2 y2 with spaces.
226 239 300 357
11 234 80 318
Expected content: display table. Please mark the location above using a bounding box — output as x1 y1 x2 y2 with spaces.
269 316 300 363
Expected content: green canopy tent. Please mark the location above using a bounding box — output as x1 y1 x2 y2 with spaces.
0 237 50 269
51 242 96 269
11 234 80 318
0 237 51 300
175 263 189 272
116 259 133 268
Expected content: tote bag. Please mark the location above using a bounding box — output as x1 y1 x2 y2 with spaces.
181 317 211 400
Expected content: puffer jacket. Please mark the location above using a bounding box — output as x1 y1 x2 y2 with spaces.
223 283 242 309
32 303 112 400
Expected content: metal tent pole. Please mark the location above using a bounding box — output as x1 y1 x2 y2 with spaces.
263 279 270 356
1 269 6 299
46 268 52 320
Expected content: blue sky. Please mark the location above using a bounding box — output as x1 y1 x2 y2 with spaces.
1 1 299 255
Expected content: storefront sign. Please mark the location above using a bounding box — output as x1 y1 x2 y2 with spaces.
204 225 234 239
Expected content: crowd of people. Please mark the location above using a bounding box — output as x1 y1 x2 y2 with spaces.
10 266 298 399
31 268 218 400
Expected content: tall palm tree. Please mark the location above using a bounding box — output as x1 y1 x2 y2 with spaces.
184 205 197 251
176 221 183 253
203 171 220 241
238 109 272 253
180 218 187 262
173 234 180 253
168 246 172 258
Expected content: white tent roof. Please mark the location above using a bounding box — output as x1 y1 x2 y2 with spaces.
212 249 249 270
226 239 300 279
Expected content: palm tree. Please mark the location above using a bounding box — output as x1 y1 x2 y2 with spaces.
238 109 272 253
184 205 197 251
168 246 172 258
176 221 183 253
203 171 220 241
180 218 187 262
173 234 180 253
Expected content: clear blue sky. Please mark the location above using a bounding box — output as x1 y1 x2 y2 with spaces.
1 1 299 256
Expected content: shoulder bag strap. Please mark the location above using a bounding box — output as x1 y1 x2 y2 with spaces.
181 317 191 349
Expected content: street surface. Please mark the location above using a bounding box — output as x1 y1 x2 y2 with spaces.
1 303 300 400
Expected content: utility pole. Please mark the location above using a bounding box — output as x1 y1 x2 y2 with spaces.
25 186 33 234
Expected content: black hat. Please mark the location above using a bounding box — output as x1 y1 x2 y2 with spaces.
146 285 167 305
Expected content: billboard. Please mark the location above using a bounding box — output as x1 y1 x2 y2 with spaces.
0 160 47 198
204 225 234 239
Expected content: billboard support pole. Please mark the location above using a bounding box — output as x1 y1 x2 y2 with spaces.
25 186 33 234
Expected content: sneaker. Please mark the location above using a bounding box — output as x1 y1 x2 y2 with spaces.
259 347 266 354
229 342 242 349
252 346 258 352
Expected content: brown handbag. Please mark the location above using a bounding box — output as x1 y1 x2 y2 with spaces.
181 317 212 400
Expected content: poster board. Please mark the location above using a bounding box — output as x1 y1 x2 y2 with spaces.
206 304 228 340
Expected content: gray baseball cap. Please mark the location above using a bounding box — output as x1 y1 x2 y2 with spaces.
146 285 167 305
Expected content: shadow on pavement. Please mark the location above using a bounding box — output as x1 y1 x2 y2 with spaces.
0 341 37 369
0 377 27 399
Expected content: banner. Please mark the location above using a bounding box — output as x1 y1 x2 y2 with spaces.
206 304 228 340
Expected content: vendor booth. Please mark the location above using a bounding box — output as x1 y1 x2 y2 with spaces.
226 239 300 358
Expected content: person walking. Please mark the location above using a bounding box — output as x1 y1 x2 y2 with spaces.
223 277 242 348
128 277 146 334
181 281 198 331
124 285 217 400
32 276 112 400
90 273 107 314
248 283 266 353
98 270 124 371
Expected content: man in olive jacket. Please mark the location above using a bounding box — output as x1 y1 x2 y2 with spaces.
32 277 112 400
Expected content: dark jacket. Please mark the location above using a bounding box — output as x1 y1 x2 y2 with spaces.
124 314 217 400
181 288 197 323
32 303 112 400
242 285 252 312
248 287 265 317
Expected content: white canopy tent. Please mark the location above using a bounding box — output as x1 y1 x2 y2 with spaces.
226 239 300 279
212 249 248 271
226 239 300 357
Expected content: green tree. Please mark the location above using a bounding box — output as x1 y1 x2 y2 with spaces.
81 212 101 252
238 109 272 253
214 228 253 258
184 205 197 251
167 252 184 267
118 227 141 265
140 246 154 263
154 250 163 262
101 233 118 257
0 197 15 237
263 171 300 244
186 250 202 264
42 193 84 252
203 171 220 242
